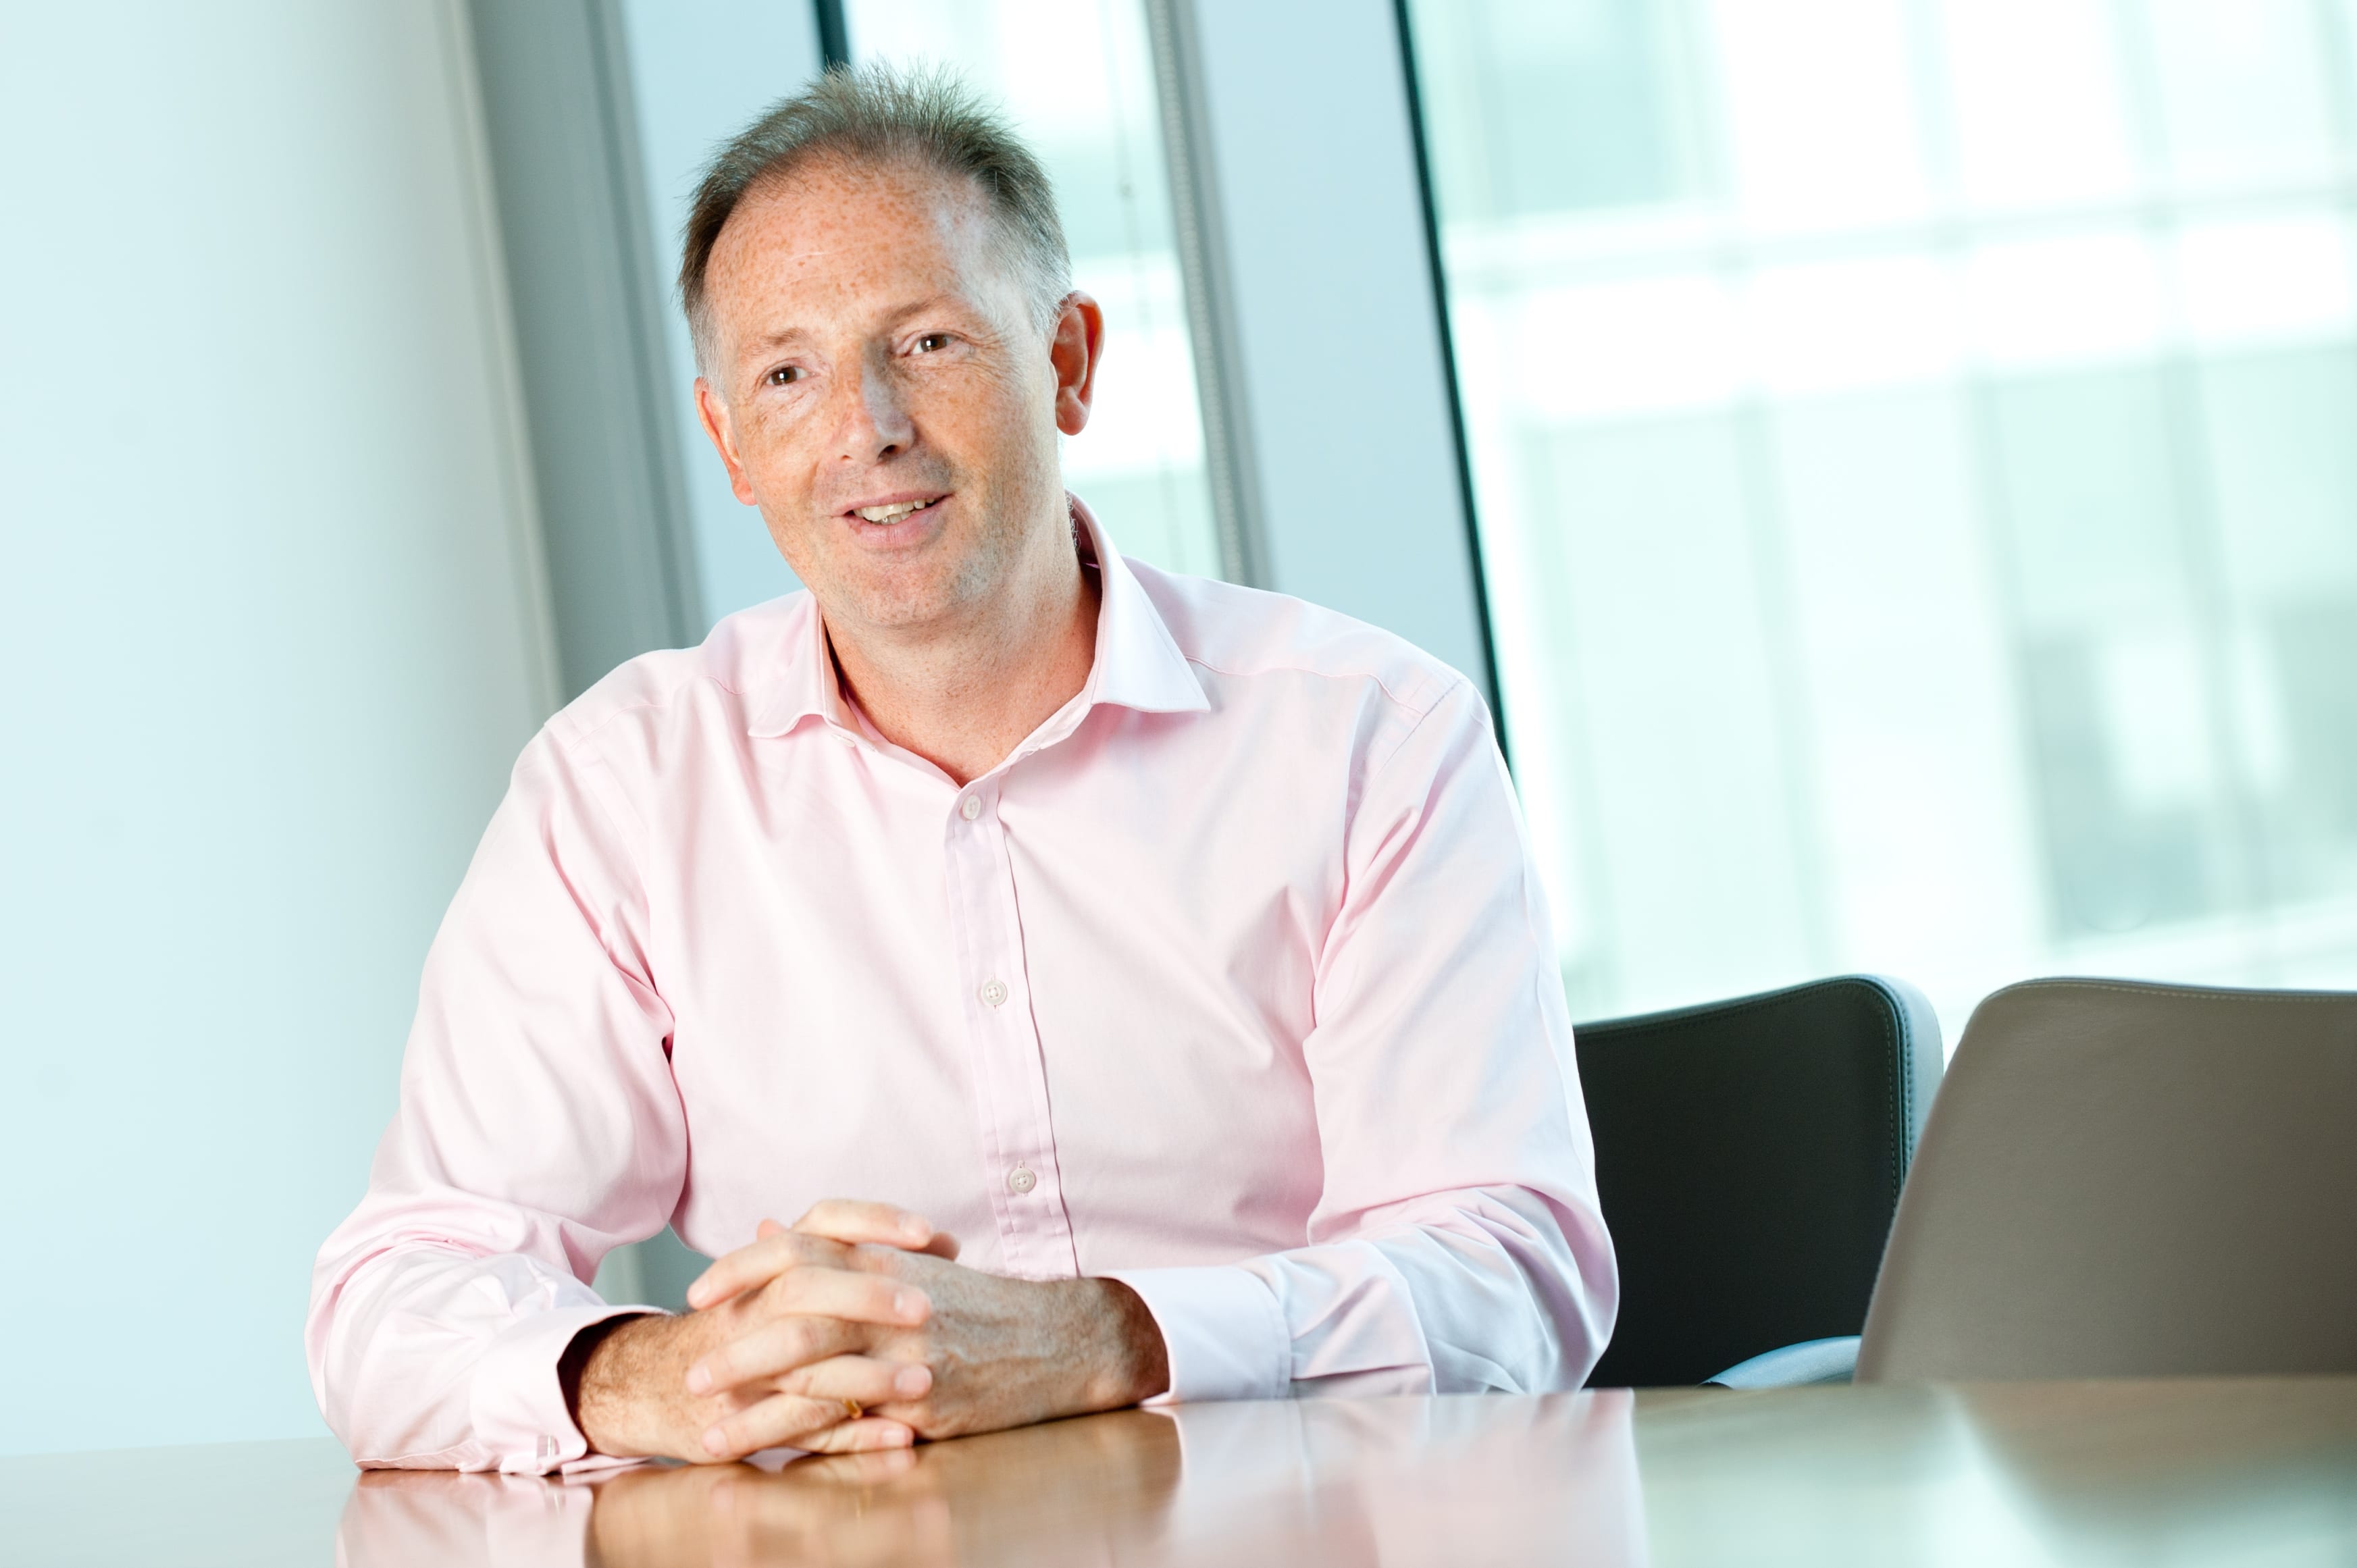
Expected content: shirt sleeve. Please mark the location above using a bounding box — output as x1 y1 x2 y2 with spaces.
307 729 687 1473
1110 678 1618 1401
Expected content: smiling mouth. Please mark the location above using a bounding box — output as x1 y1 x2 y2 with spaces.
850 496 943 525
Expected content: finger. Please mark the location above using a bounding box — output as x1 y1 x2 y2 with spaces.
789 1199 941 1251
777 1204 961 1262
701 1394 913 1460
686 1230 851 1311
761 1263 930 1328
793 1417 921 1456
779 1355 933 1409
686 1315 867 1396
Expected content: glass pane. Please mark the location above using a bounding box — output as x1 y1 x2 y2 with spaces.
1405 0 2357 1035
841 0 1222 578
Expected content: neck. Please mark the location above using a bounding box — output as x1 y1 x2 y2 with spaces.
823 527 1100 787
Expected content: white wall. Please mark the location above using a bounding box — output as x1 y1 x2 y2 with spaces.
0 1 555 1454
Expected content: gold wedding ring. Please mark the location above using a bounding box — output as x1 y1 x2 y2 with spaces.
840 1397 864 1421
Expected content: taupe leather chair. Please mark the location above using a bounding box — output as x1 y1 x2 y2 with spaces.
1858 978 2357 1382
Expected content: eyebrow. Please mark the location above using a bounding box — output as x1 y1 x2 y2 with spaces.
740 293 983 360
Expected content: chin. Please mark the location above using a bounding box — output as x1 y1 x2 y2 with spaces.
796 521 1015 633
834 571 974 632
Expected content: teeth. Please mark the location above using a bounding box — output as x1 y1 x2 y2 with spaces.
854 499 930 523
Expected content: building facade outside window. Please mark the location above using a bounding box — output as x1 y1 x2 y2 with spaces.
1404 0 2357 1035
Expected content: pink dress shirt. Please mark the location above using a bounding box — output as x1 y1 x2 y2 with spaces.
308 499 1617 1473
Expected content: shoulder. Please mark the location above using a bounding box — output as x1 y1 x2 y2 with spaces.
1124 557 1476 741
536 592 812 766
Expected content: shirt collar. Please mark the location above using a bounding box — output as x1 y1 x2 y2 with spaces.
747 492 1208 739
1070 492 1212 718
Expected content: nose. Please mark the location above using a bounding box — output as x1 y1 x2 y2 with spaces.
832 351 914 468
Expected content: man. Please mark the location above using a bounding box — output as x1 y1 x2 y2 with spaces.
309 66 1614 1472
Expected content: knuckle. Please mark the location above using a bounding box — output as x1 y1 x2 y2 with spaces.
848 1243 905 1277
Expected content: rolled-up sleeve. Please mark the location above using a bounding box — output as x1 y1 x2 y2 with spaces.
307 730 685 1473
1113 679 1617 1399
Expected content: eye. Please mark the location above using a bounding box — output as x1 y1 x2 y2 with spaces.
766 365 802 386
914 332 953 353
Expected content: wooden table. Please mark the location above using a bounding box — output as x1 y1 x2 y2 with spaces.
7 1380 2355 1565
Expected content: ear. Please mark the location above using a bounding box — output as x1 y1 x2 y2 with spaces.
696 378 761 505
1048 292 1105 437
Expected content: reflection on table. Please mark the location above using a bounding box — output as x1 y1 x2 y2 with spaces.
331 1380 2357 1567
7 1380 2347 1566
340 1392 1642 1567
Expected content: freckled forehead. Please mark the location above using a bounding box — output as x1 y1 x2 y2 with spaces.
704 155 1007 323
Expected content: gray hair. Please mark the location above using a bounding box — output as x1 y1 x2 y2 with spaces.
679 63 1074 380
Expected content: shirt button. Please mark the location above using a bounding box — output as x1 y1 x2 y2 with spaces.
960 795 982 821
979 978 1008 1008
1006 1164 1037 1195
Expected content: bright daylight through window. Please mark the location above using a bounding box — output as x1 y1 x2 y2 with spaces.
841 0 1221 578
1405 0 2357 1035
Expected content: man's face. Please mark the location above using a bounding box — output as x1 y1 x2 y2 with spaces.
695 155 1096 635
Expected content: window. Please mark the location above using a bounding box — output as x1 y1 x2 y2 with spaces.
841 0 1222 577
1404 0 2357 1033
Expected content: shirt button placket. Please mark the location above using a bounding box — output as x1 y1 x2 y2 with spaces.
952 775 1077 1276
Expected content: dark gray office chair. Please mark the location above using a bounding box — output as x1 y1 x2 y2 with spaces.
1858 978 2357 1382
1576 975 1944 1388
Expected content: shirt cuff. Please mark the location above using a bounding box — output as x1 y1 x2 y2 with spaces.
471 1301 661 1475
1106 1264 1289 1403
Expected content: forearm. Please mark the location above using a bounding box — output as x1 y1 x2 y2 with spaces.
309 1242 644 1471
1117 1186 1613 1403
1065 1277 1172 1411
570 1313 698 1459
1267 1188 1611 1394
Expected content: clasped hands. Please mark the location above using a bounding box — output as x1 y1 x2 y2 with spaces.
572 1200 1170 1462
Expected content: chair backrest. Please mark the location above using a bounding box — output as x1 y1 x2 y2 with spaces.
1576 975 1943 1386
1858 978 2357 1382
